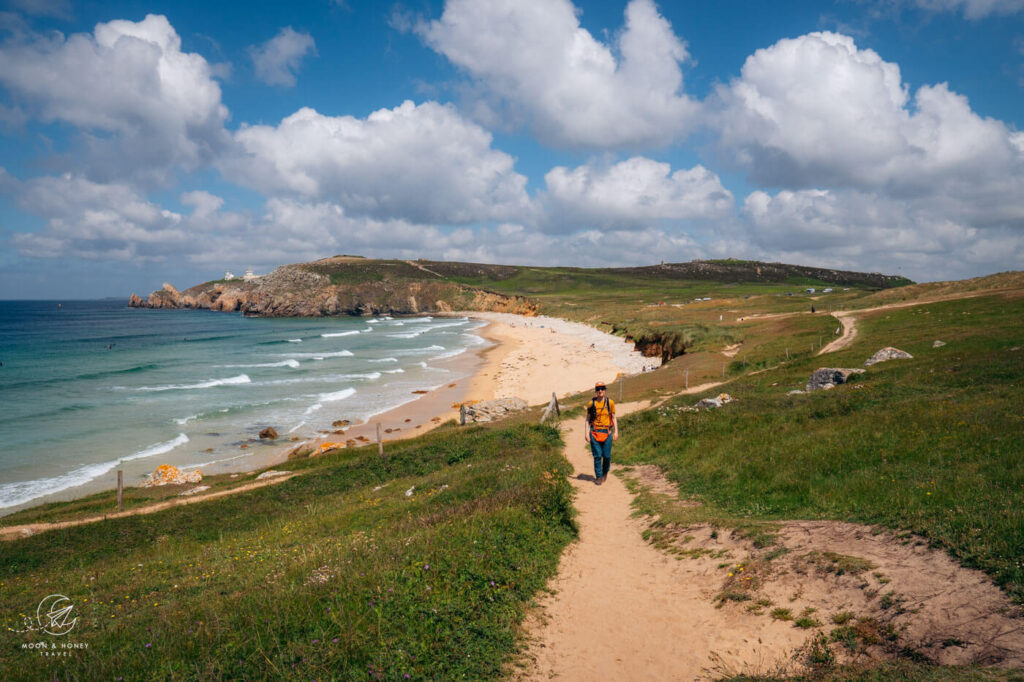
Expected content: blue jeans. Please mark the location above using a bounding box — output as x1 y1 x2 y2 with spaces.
589 431 612 479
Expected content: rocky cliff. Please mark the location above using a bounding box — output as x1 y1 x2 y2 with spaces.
129 257 539 317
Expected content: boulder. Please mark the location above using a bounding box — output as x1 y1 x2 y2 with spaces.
180 485 210 496
259 426 279 440
142 464 202 487
806 368 866 392
695 393 735 409
864 347 913 367
313 441 343 456
933 340 946 348
256 470 290 480
460 397 528 423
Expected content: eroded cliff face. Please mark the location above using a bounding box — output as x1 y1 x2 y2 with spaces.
128 264 538 317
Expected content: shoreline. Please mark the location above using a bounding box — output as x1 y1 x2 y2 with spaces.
1 313 652 519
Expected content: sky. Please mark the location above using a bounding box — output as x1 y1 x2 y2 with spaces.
0 0 1022 298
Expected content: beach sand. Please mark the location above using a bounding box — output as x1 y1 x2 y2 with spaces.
267 313 654 464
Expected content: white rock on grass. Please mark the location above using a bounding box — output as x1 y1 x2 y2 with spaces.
256 470 290 480
933 340 946 348
864 347 914 367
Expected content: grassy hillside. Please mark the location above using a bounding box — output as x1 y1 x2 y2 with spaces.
617 292 1024 605
0 424 575 680
13 260 1024 678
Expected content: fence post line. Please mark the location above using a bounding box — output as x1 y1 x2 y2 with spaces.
117 470 123 512
460 403 467 426
685 368 689 389
552 392 560 417
376 422 383 456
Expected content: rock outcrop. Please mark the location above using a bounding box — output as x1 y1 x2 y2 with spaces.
259 427 278 440
142 464 202 487
696 393 735 409
806 368 866 392
864 347 914 367
129 257 539 318
459 397 528 423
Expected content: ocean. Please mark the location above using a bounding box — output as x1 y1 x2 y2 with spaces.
0 300 487 515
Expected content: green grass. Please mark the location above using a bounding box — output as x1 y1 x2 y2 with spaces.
0 424 576 680
616 293 1024 604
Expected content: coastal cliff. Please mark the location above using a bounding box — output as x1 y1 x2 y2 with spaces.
129 256 539 317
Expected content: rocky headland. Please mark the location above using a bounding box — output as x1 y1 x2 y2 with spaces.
129 256 538 317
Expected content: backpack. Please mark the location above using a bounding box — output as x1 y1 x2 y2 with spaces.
587 397 613 441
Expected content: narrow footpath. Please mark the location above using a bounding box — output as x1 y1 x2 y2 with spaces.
519 393 803 681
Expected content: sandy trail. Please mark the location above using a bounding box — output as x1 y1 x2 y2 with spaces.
520 392 807 681
521 389 1024 679
0 472 299 541
816 291 1012 356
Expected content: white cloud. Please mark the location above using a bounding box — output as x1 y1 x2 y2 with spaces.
0 14 228 181
223 100 532 225
540 156 733 231
8 174 190 261
742 188 1024 281
912 0 1024 18
248 26 316 88
713 31 1022 196
418 0 697 148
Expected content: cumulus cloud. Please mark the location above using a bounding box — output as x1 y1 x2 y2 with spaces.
0 14 229 181
712 30 1024 233
742 188 1024 281
223 100 532 225
418 0 697 148
248 26 316 87
3 167 710 275
7 174 190 261
540 156 733 232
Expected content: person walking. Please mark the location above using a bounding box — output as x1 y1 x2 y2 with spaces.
585 381 618 485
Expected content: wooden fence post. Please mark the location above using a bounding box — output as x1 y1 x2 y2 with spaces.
117 470 123 512
685 368 689 389
540 393 560 423
459 403 467 425
376 422 383 456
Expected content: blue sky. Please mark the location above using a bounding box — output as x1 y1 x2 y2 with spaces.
0 0 1022 298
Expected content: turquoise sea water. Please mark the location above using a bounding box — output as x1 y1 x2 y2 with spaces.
0 300 485 515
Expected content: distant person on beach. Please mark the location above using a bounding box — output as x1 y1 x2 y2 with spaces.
585 381 618 486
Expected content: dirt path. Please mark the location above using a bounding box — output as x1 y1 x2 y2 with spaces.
0 472 299 541
817 310 858 355
816 291 1015 357
519 403 808 680
519 387 1024 678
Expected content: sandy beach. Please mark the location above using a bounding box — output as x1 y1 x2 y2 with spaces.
269 312 654 464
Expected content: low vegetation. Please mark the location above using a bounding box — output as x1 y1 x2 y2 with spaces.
617 293 1024 606
1 424 575 680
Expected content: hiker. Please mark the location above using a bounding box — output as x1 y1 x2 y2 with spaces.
585 381 618 485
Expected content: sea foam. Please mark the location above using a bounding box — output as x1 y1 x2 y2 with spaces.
0 433 189 509
138 375 251 392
